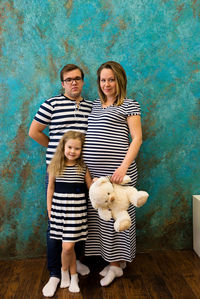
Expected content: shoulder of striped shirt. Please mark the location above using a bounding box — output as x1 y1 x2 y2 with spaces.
43 94 65 105
92 98 100 105
91 98 136 103
125 98 139 104
124 98 134 102
45 95 93 107
121 98 140 108
83 99 93 107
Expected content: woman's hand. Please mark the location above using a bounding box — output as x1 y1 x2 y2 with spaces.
92 177 99 183
110 166 127 184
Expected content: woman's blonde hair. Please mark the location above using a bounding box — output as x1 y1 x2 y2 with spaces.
47 131 85 177
97 61 127 106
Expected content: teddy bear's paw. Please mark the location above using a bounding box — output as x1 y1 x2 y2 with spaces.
114 219 131 232
137 191 149 207
99 209 112 221
121 175 131 185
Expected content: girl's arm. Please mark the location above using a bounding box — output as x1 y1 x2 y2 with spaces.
47 175 55 219
111 115 142 184
85 169 93 189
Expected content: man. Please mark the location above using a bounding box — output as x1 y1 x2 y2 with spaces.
29 64 92 297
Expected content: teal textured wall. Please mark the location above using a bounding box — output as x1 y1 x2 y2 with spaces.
0 0 200 259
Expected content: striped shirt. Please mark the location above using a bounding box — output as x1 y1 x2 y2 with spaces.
84 98 141 185
34 94 92 164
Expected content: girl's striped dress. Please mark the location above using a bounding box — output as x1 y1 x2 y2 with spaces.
50 165 88 242
83 98 141 262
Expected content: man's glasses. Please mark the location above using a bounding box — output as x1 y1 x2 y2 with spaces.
63 77 82 84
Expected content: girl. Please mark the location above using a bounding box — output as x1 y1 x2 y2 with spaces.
47 131 92 293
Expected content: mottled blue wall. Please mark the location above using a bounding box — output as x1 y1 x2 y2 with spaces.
0 0 200 259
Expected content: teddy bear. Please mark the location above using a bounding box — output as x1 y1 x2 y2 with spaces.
89 175 149 232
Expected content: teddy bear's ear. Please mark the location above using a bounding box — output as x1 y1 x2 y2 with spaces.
120 175 131 185
95 176 110 186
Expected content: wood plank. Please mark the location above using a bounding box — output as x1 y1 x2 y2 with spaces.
101 275 125 299
16 258 46 299
1 251 200 299
0 260 14 298
150 251 197 298
122 274 149 298
180 250 200 298
142 273 173 298
79 269 103 299
2 260 24 298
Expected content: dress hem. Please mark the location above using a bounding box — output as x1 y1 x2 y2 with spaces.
84 252 136 263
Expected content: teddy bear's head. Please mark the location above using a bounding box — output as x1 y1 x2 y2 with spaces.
89 177 114 209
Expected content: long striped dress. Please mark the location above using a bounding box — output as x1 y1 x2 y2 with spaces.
50 165 88 242
83 98 141 262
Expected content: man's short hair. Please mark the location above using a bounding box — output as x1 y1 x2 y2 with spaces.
60 64 84 81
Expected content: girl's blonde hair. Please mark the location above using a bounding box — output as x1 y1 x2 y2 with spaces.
48 131 85 177
97 61 127 106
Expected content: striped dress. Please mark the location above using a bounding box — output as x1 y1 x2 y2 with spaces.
83 98 141 262
50 165 88 242
34 94 92 164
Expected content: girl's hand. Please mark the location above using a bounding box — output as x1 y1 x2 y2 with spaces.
110 166 127 184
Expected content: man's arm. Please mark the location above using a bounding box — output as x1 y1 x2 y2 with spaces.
29 119 49 147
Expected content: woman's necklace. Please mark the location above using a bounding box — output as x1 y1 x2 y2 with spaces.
102 99 116 109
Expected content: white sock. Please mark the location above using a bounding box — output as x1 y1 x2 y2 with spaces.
100 266 123 286
120 261 127 269
69 273 80 293
42 277 60 297
100 262 126 276
76 260 90 275
60 269 70 288
99 265 110 276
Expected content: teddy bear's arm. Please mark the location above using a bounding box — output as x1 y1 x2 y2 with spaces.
98 208 112 221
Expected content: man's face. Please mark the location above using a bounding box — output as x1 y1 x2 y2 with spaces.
62 69 84 100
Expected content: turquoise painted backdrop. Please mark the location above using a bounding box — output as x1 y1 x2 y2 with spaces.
0 0 200 259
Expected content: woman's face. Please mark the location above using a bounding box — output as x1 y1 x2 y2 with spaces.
100 68 117 100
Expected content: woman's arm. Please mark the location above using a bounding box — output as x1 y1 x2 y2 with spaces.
85 169 93 189
111 115 142 184
47 175 55 219
29 120 49 147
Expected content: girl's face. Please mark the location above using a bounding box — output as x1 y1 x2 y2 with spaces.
64 138 82 163
100 68 117 100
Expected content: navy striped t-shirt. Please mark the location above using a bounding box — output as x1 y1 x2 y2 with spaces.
34 94 92 164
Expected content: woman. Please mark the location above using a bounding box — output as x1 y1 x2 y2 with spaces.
83 61 143 286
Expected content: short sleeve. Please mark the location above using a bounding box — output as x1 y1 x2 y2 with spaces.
125 99 141 117
34 99 53 125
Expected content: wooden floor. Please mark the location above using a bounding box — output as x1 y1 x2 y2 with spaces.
1 250 200 299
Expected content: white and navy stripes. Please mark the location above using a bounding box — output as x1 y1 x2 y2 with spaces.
56 166 86 184
34 94 92 164
86 202 136 262
83 98 141 262
50 165 88 242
